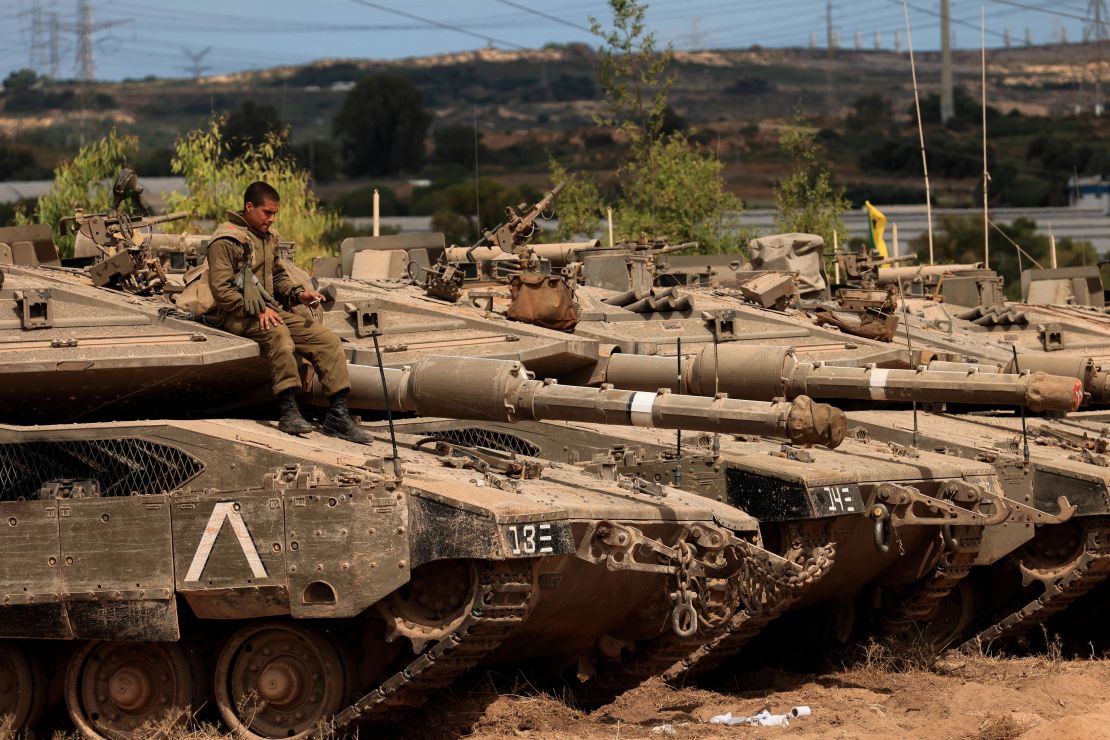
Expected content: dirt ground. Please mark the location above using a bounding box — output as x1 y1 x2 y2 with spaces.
408 654 1110 740
37 652 1110 739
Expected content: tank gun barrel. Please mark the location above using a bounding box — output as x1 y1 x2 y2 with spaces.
928 354 1110 405
605 345 1083 412
311 355 847 448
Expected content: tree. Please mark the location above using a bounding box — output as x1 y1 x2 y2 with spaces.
548 157 602 241
163 118 340 267
432 125 488 168
590 0 741 252
616 135 741 252
25 130 139 257
774 118 851 249
333 74 431 176
2 69 38 93
591 0 673 157
222 100 283 158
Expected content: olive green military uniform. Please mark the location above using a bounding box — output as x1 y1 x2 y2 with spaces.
207 211 350 398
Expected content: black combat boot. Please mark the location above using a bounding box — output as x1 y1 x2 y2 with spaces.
322 389 372 444
276 389 314 435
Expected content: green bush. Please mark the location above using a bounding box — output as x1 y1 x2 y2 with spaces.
163 118 340 267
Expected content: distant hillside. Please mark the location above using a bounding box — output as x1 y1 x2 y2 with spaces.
2 41 1109 214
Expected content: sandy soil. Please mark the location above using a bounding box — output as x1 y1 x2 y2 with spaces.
399 655 1110 740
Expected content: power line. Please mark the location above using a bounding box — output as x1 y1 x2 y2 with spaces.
346 0 528 49
490 0 592 33
990 0 1090 22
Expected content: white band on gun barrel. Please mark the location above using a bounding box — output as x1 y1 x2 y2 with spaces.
869 369 890 400
629 391 656 427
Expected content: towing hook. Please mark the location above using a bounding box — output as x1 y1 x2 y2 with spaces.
871 503 892 554
671 591 698 638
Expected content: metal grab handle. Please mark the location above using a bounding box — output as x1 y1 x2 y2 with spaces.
942 524 959 551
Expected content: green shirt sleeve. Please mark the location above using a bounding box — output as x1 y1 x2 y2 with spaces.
207 237 248 318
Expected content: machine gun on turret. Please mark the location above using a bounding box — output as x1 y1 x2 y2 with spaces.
60 169 194 295
478 182 564 255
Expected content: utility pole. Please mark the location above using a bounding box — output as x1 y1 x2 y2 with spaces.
1026 27 1032 46
826 1 834 51
895 29 903 52
48 12 60 78
854 30 862 50
1086 0 1109 116
183 47 212 80
76 0 94 82
941 0 955 123
20 0 49 74
74 0 131 83
1004 28 1012 48
874 30 881 50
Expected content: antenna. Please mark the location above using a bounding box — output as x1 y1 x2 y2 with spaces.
473 105 481 237
903 0 936 265
712 318 721 456
1011 344 1031 464
675 337 683 487
895 276 919 448
981 6 990 268
370 328 403 480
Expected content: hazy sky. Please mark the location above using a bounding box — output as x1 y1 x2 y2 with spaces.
0 0 1096 81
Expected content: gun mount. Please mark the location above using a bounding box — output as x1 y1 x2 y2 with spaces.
477 182 564 255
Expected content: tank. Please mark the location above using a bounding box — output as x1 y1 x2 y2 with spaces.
571 240 1110 650
0 246 850 735
276 236 1039 664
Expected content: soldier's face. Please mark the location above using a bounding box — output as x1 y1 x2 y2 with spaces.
244 198 279 234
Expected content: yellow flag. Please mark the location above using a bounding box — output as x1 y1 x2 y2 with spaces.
865 200 889 259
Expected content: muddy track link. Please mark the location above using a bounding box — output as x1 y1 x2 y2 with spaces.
318 560 535 737
669 541 837 681
881 525 983 634
968 517 1110 649
572 540 838 703
569 615 729 709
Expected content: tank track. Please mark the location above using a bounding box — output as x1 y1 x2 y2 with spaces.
572 540 837 705
880 525 983 634
319 559 535 737
568 606 730 708
967 516 1110 648
668 540 837 680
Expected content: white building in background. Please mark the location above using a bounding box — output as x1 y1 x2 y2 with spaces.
1068 175 1110 213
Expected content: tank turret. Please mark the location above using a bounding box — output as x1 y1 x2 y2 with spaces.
603 344 1085 412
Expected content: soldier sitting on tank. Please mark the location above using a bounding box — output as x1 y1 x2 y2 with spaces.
207 181 371 444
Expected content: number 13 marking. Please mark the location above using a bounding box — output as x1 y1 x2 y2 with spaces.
507 523 554 555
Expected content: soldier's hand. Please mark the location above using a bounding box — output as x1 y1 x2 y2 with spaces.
259 308 284 331
298 289 326 307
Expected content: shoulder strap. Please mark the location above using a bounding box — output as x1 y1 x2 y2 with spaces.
209 224 254 266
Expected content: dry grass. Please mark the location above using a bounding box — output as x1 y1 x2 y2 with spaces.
853 630 942 676
964 713 1028 740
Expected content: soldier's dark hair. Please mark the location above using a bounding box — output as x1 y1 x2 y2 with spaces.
244 181 280 207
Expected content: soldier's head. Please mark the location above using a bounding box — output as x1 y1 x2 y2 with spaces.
243 181 280 235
